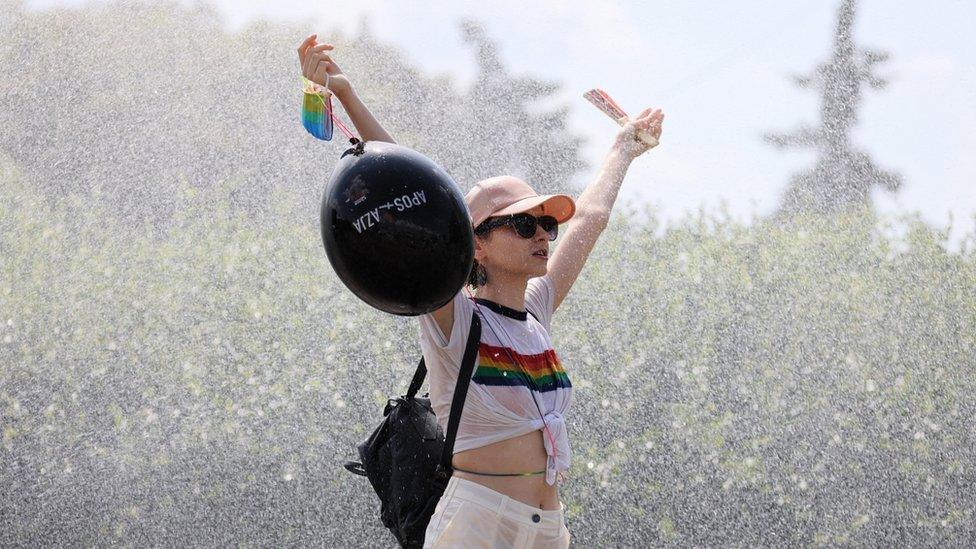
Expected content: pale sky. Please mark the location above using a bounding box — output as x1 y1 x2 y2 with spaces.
28 0 976 248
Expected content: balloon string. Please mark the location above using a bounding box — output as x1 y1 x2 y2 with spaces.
327 99 356 140
313 92 356 140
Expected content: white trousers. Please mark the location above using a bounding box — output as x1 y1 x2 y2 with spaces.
423 476 571 548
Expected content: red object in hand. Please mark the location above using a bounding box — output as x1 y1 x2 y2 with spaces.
584 88 659 148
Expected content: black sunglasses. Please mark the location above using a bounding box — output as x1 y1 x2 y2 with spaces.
475 213 559 241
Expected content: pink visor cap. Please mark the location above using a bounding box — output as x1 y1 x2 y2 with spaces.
465 176 576 228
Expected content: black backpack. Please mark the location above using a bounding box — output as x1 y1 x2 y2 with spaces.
343 313 482 548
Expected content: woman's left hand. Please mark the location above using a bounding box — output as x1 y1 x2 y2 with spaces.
613 107 665 160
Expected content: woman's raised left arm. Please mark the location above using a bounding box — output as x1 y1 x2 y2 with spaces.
547 107 664 312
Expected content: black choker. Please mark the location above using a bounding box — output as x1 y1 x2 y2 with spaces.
472 298 527 321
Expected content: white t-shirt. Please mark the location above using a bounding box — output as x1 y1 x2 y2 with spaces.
416 275 573 486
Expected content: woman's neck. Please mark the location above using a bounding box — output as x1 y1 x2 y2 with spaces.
473 276 528 312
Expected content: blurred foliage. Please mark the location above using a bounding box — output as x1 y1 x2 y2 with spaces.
2 152 974 546
0 0 584 228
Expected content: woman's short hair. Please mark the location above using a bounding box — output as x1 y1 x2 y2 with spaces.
468 221 494 287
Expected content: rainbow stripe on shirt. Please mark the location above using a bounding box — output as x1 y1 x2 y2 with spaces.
474 343 572 392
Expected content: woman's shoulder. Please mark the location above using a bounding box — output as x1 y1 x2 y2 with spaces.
417 290 475 352
524 275 555 330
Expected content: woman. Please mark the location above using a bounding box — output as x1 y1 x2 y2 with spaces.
299 35 664 548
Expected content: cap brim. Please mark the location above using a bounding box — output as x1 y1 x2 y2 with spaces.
491 194 576 224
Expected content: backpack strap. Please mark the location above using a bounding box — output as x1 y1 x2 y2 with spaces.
344 313 482 479
406 356 427 400
407 313 479 478
440 313 481 471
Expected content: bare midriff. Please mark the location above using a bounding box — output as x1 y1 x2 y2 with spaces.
451 429 560 510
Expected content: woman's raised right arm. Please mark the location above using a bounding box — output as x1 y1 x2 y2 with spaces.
298 34 396 144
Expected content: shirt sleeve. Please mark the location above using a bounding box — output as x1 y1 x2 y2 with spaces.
524 274 555 331
417 290 475 357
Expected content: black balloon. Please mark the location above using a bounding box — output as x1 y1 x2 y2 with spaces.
321 140 474 316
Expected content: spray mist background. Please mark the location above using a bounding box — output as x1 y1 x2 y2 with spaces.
1 1 974 546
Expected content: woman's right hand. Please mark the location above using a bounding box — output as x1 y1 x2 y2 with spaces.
297 34 352 99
